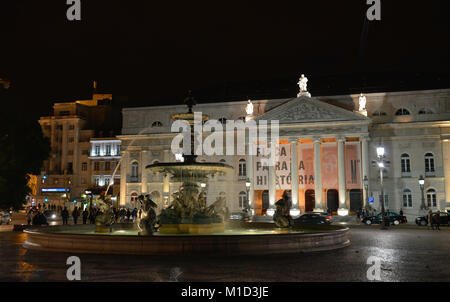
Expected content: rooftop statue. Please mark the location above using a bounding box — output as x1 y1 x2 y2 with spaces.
298 74 308 92
245 100 254 116
359 93 367 112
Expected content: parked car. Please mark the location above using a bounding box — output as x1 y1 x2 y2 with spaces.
229 211 250 221
312 212 333 223
43 210 59 221
415 212 450 226
362 212 407 225
0 211 12 225
294 213 331 225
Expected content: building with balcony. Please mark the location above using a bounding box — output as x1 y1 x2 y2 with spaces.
34 93 122 209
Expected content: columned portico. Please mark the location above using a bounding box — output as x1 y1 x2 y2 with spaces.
337 137 348 215
313 138 324 211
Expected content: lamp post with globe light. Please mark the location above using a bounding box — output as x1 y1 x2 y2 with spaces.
376 146 388 229
419 175 426 213
245 178 251 211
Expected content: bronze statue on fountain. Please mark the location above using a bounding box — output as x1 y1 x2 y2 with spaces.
273 191 294 228
137 194 160 235
94 194 116 233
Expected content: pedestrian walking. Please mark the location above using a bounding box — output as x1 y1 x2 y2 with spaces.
427 209 433 230
132 208 137 222
433 210 441 231
72 207 80 224
82 208 89 224
126 208 131 222
27 210 32 225
61 207 69 225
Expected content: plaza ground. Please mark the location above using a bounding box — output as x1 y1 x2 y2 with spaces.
0 215 449 282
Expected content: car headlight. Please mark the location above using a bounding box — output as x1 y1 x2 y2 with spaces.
51 214 56 219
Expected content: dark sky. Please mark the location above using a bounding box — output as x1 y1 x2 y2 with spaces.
1 0 449 118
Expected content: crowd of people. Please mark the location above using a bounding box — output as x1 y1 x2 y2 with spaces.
60 206 143 225
26 203 144 226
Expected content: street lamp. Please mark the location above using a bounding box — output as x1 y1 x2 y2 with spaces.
376 146 388 229
419 175 426 211
245 178 251 210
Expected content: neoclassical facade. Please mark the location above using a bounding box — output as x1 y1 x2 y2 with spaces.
118 87 450 220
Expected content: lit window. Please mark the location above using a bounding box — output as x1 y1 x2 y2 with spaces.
106 145 111 156
418 108 433 115
372 110 387 116
402 189 412 208
239 191 247 208
131 162 139 178
426 189 437 207
400 153 411 173
425 153 435 173
395 108 410 116
238 159 246 177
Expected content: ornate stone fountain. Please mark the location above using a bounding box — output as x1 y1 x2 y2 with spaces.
145 94 233 234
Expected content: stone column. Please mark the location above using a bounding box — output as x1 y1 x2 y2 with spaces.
119 150 128 206
268 142 276 208
337 137 347 214
313 138 323 211
163 149 170 207
290 139 299 212
246 153 254 214
361 136 370 208
141 150 148 194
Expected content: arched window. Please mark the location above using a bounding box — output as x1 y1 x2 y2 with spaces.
425 153 435 173
239 191 247 208
218 117 227 125
401 153 411 173
395 108 410 116
152 121 163 127
130 192 138 207
238 159 246 177
402 189 412 208
418 108 434 115
426 189 437 208
131 162 139 178
372 110 387 116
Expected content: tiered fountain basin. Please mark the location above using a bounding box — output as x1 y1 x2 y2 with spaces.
23 222 350 256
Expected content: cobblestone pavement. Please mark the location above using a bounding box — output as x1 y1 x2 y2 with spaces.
0 224 449 282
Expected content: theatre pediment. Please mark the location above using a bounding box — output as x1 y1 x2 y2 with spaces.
254 96 369 124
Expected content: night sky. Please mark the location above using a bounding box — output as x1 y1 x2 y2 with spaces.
1 1 449 119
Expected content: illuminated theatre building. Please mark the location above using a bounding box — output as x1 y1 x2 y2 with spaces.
118 79 450 220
